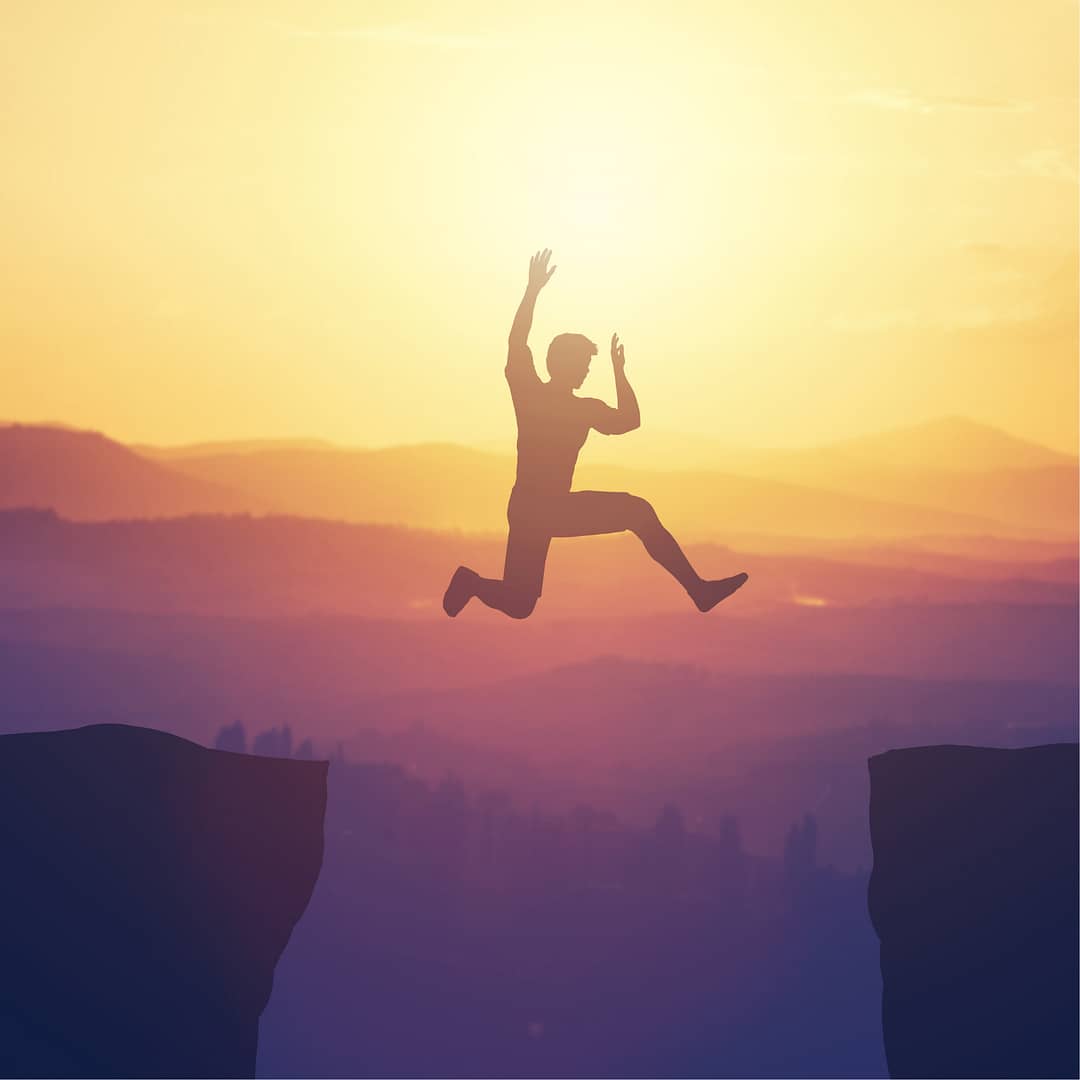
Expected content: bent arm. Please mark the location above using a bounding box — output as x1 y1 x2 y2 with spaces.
613 365 641 432
589 332 640 435
588 384 640 436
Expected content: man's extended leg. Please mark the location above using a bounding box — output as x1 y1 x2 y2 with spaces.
469 574 539 619
443 518 549 619
442 565 478 617
550 491 748 612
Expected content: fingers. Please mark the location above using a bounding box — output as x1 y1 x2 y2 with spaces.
530 249 553 273
610 333 626 366
529 249 555 286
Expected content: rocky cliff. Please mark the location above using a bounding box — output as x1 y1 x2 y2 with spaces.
0 724 326 1078
869 743 1079 1079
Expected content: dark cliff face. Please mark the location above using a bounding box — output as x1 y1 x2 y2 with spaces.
868 743 1079 1080
0 724 326 1079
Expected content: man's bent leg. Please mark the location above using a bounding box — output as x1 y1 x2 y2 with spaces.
443 565 541 619
624 496 702 594
551 492 747 611
483 516 549 618
443 566 478 617
470 576 539 619
445 514 548 619
693 572 749 612
549 492 700 590
620 495 749 610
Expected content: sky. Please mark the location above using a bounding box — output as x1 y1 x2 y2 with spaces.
1 0 1077 452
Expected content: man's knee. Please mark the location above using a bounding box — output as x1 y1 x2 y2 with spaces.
624 494 660 536
504 589 539 620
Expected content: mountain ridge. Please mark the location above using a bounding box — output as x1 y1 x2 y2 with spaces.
126 415 1078 468
3 420 1075 538
0 424 266 520
0 507 1074 621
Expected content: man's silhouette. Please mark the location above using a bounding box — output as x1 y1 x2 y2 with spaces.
443 249 748 619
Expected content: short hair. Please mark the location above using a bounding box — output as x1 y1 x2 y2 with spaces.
546 332 598 378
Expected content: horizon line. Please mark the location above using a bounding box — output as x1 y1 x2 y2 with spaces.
3 414 1078 462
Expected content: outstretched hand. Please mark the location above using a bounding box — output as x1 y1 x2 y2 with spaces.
528 248 556 292
610 332 626 372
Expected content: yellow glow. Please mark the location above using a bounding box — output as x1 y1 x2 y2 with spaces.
793 595 829 608
0 2 1075 454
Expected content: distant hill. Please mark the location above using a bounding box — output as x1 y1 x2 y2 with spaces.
0 425 264 519
158 442 1039 541
0 509 1073 621
590 416 1078 473
364 657 1080 765
575 460 1064 541
0 603 1075 746
5 419 1075 538
737 418 1078 533
820 416 1077 471
157 442 514 531
723 461 1078 536
589 418 1079 534
152 417 1077 537
134 437 341 460
0 419 82 432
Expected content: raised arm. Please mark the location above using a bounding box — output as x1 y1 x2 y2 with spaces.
587 333 641 435
506 249 556 384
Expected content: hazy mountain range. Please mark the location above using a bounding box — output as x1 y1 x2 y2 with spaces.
3 417 1076 539
0 509 1074 621
2 413 1075 881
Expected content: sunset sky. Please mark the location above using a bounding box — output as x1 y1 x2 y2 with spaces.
2 0 1077 452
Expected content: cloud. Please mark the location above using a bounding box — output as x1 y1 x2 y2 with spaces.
845 89 1032 114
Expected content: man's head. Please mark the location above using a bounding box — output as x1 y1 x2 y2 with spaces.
546 332 598 389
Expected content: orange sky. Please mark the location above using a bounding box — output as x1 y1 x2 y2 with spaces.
1 1 1077 453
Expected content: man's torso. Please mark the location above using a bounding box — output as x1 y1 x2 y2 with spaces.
507 369 590 495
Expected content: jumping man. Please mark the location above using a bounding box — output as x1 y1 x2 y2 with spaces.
443 249 748 619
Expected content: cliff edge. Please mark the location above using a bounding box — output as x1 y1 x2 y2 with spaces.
0 724 326 1078
869 743 1079 1079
